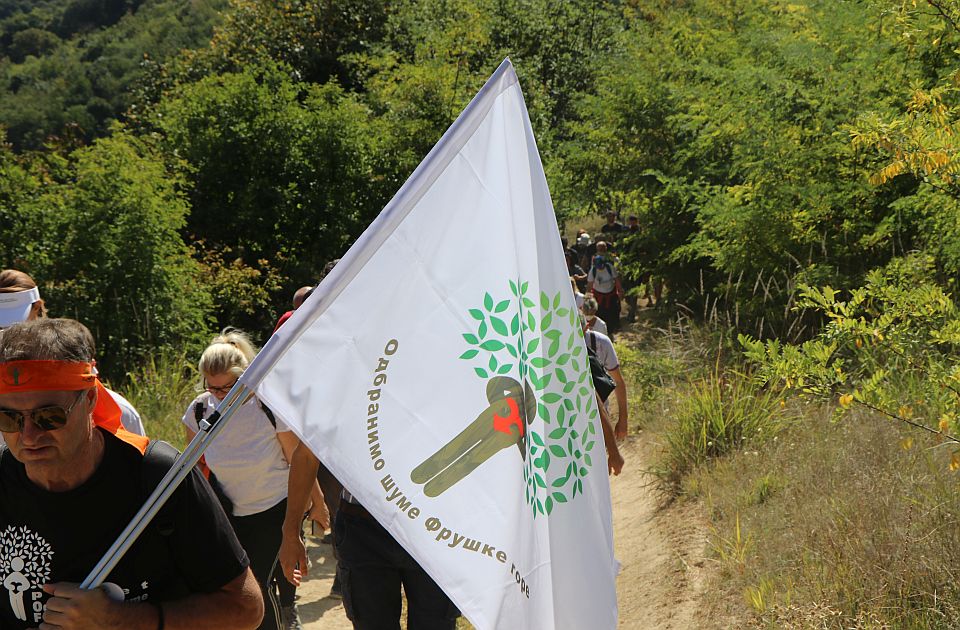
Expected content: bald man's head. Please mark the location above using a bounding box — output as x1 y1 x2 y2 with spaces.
293 286 313 309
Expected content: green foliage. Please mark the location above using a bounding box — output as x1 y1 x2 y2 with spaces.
117 348 197 448
0 0 226 150
153 61 387 330
7 131 212 380
563 0 925 331
653 368 785 493
194 243 284 338
169 0 388 87
741 255 960 449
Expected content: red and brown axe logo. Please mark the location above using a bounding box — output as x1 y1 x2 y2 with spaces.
410 376 535 497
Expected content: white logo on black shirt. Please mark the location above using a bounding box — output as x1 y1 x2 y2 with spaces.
0 526 53 622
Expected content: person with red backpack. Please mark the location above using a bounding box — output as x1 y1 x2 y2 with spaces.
587 241 624 339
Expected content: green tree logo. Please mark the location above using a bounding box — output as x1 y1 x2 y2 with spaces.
410 280 599 518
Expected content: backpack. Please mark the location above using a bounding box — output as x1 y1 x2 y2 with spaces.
193 402 234 515
191 397 277 516
141 439 180 537
590 256 615 281
586 332 617 402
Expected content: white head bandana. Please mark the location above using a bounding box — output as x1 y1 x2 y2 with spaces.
0 287 40 327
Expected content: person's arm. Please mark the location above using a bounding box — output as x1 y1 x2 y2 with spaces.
615 275 624 299
276 431 328 530
609 366 628 441
596 393 623 476
279 444 321 586
40 568 263 630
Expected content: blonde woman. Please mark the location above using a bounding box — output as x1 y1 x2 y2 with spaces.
182 329 327 630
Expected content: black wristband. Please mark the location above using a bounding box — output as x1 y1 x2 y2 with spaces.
150 601 164 630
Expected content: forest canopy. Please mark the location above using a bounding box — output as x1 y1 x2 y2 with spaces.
1 0 959 380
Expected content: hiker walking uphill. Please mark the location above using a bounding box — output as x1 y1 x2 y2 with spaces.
0 318 263 630
587 241 624 339
183 329 329 630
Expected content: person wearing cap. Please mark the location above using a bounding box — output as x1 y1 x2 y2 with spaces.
0 317 263 629
587 241 624 339
0 270 145 437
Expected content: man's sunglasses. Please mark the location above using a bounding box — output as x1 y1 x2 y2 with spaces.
0 390 86 433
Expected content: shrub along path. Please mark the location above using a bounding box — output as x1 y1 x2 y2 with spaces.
296 434 720 629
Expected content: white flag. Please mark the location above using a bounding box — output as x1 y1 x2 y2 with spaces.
244 58 618 630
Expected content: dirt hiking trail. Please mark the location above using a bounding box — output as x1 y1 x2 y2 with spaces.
296 436 714 629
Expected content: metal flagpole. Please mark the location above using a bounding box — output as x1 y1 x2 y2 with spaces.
80 383 255 588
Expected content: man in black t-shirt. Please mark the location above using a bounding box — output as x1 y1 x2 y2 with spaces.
599 211 626 241
0 318 263 630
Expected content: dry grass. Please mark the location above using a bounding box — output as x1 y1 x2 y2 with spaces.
616 313 960 627
693 404 960 628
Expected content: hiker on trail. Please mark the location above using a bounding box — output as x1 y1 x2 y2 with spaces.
574 229 593 270
566 249 587 292
0 269 145 436
583 324 630 442
597 390 625 476
183 330 328 630
279 453 461 630
273 286 314 333
0 318 263 629
581 295 609 337
587 241 624 339
600 210 626 241
572 278 585 312
273 260 346 600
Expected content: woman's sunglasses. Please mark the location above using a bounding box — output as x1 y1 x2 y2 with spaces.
205 380 238 395
0 390 86 433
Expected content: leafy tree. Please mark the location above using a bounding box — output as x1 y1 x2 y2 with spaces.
7 27 59 62
153 61 388 331
0 0 226 150
563 0 920 334
741 254 960 463
10 131 212 379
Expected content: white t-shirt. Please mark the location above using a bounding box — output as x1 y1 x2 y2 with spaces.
108 389 145 436
587 261 618 294
585 316 608 337
586 330 619 372
182 392 289 516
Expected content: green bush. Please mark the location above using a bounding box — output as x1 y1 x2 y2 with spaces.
654 369 784 493
9 131 213 380
119 349 198 449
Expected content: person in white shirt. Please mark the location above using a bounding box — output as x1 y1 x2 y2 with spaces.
182 329 328 630
583 325 629 441
581 295 608 336
586 241 624 339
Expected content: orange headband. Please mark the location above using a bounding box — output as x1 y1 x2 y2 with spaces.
0 361 96 393
0 360 148 453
